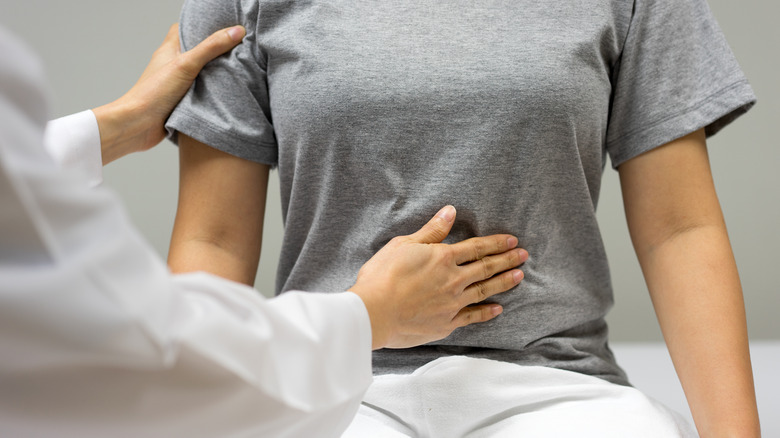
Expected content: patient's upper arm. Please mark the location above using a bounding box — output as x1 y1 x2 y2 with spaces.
168 134 270 286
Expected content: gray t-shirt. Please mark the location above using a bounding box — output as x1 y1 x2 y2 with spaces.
166 0 755 385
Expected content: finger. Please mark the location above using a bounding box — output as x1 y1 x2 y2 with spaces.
462 269 523 305
451 235 519 266
177 25 246 78
450 234 519 265
451 304 504 328
407 205 456 244
461 248 527 285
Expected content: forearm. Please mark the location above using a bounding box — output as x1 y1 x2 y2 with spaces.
637 224 759 438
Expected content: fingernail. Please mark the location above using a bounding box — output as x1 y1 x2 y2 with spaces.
436 205 455 222
506 236 518 248
491 305 503 316
516 249 528 262
227 25 245 42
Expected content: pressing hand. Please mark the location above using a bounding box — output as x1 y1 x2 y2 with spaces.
350 205 528 350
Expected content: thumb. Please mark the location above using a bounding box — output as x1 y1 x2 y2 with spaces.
408 205 456 244
179 25 246 77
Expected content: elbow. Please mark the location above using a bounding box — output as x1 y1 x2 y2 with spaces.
168 235 260 286
630 218 726 260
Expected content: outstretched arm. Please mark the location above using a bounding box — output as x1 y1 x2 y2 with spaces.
619 129 760 438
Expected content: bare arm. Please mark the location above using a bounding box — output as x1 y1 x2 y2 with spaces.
168 134 269 285
618 129 759 438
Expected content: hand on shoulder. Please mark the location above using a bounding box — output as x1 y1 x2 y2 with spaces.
92 23 245 164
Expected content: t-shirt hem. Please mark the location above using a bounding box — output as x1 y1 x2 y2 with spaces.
607 79 756 169
372 344 631 386
166 110 278 167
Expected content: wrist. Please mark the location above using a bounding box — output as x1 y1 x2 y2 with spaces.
350 285 392 350
697 421 761 438
92 97 146 165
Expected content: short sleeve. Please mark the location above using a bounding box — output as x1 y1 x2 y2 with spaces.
165 0 278 166
605 0 755 169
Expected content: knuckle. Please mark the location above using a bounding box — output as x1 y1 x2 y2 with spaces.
441 246 457 266
504 249 520 268
428 224 448 241
388 235 406 247
481 306 494 321
172 56 200 78
473 281 488 302
504 270 517 288
479 257 491 280
494 273 512 292
471 239 485 261
456 239 477 264
465 307 489 325
456 310 473 327
512 249 523 265
448 298 463 315
494 236 505 252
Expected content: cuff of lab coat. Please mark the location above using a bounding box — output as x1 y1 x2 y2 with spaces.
344 291 373 360
44 109 103 187
258 290 374 409
289 291 374 393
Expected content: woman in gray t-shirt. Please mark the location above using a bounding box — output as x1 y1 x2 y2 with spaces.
166 0 759 436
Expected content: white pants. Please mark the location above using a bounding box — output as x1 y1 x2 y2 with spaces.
342 356 697 438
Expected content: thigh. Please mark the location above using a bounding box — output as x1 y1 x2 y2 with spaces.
342 357 696 438
465 375 696 438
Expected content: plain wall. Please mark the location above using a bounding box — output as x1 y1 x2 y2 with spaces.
1 0 777 341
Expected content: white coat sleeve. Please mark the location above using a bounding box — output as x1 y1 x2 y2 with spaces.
0 27 373 438
43 109 103 187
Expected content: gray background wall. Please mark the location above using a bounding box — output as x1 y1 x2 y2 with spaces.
1 0 777 341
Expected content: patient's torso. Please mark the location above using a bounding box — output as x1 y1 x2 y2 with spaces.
252 1 630 383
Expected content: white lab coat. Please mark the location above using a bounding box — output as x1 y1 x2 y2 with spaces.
44 109 103 187
0 27 372 438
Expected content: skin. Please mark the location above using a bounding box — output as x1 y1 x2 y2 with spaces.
619 129 760 438
169 136 529 350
